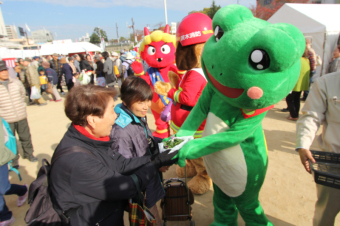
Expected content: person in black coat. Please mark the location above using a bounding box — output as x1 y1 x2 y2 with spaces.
49 85 177 226
79 54 94 72
61 57 74 91
94 55 105 86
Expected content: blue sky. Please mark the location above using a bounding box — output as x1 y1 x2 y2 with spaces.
1 0 256 41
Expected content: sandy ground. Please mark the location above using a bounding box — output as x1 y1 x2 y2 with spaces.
4 91 340 226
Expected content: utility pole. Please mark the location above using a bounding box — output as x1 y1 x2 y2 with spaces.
116 23 119 43
163 0 168 25
131 18 135 42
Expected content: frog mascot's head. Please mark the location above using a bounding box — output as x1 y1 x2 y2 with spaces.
202 5 305 110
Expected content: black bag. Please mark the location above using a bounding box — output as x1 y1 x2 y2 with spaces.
25 147 95 226
127 61 134 76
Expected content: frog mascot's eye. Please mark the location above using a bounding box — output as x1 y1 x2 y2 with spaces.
249 49 270 70
214 26 224 42
147 46 156 55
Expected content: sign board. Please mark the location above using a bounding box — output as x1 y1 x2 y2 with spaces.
19 27 25 36
171 22 177 35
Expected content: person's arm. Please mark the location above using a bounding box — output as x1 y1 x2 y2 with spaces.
168 71 206 106
103 61 109 73
177 110 266 167
68 153 157 201
110 151 151 175
296 78 327 173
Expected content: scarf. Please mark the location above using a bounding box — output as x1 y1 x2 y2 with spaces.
69 62 77 74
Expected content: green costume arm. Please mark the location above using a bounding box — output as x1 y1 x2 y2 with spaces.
177 112 266 167
176 85 214 137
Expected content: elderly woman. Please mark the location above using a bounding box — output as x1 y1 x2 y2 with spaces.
49 85 177 226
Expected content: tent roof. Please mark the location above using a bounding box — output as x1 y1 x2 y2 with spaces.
40 42 101 55
268 3 340 33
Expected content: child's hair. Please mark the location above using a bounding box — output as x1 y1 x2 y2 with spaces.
38 69 45 73
121 76 153 107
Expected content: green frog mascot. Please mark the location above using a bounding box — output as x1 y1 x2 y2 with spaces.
173 5 305 226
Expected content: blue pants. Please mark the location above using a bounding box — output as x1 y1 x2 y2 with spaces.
0 164 27 222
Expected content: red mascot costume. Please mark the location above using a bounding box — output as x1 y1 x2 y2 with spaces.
155 13 213 194
139 25 180 139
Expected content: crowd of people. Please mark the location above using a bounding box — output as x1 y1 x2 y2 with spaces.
0 32 340 225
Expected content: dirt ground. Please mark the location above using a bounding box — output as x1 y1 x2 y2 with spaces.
5 92 340 226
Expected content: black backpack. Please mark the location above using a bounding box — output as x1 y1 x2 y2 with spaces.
25 146 95 226
126 61 134 76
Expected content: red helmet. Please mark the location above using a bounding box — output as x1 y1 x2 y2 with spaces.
177 13 213 46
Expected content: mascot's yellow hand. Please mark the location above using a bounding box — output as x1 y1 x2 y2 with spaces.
154 81 171 96
168 71 180 88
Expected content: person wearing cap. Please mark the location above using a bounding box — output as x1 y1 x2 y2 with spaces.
18 58 33 105
0 60 38 166
42 61 62 102
111 52 123 89
121 52 135 78
120 49 127 62
31 56 40 69
50 53 65 95
25 58 47 106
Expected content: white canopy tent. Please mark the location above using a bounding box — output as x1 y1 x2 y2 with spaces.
0 47 40 59
39 42 101 55
268 3 340 78
0 42 101 59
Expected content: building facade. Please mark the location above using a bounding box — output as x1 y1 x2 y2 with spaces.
0 2 7 38
30 29 54 44
5 25 18 39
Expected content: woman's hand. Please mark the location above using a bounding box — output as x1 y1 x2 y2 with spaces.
159 166 170 173
298 148 316 174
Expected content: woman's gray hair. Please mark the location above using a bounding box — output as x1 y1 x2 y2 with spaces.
94 55 101 61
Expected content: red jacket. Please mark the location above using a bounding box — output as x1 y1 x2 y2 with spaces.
167 68 207 137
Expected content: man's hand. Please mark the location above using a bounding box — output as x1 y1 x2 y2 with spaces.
159 166 170 173
298 148 316 174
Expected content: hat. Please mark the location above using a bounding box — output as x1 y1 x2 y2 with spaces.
53 53 58 57
33 56 40 60
112 52 119 57
23 57 31 62
0 60 7 71
125 52 135 60
131 61 144 75
42 61 50 68
120 49 125 54
60 57 67 64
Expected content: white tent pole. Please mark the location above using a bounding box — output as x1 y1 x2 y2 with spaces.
321 32 327 77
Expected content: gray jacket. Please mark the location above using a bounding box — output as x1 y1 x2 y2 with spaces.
103 57 116 84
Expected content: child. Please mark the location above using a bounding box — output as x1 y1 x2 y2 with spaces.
110 76 169 226
38 68 48 94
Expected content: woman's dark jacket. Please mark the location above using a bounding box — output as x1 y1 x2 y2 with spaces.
80 60 93 71
50 125 158 226
61 63 73 84
49 59 62 78
45 68 58 85
95 61 104 78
